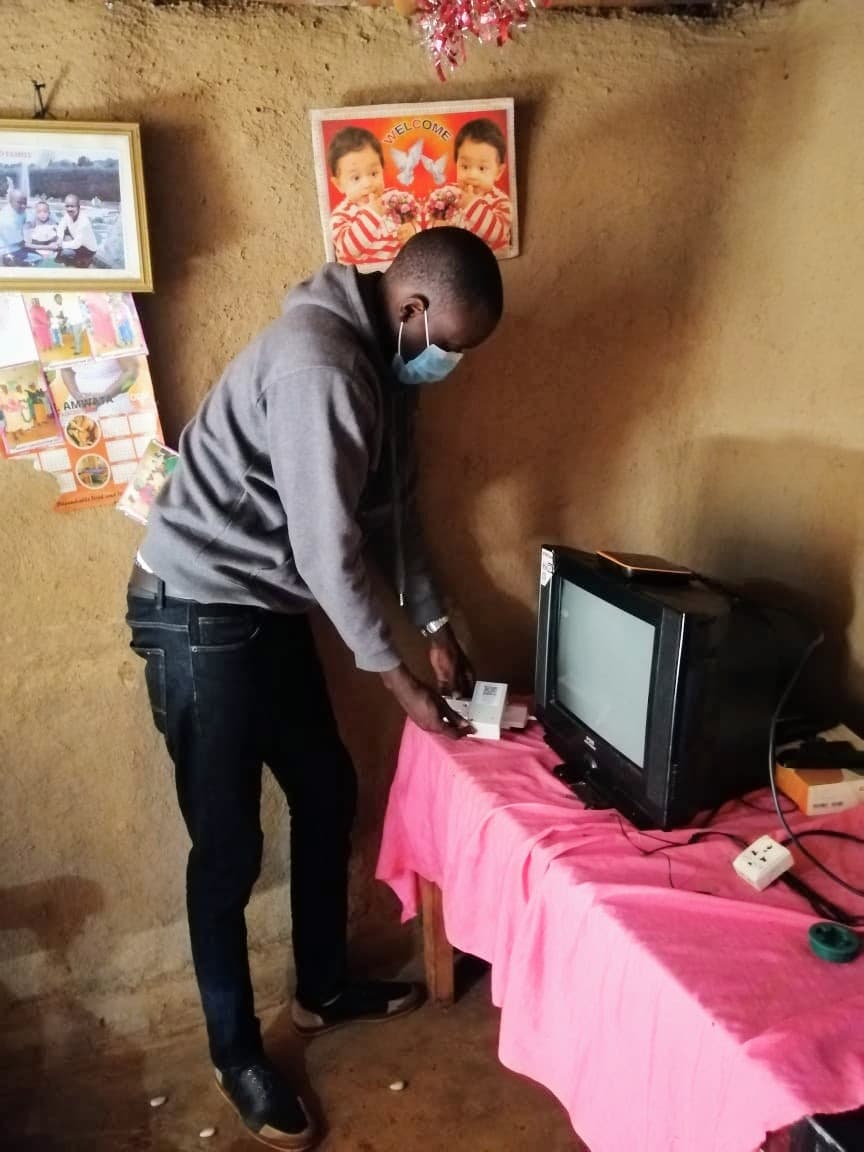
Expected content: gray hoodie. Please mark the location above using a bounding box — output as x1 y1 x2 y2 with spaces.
140 263 444 672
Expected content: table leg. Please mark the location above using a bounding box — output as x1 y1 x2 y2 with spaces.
419 877 454 1007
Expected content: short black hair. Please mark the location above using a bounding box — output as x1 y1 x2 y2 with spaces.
387 227 503 320
454 118 506 166
327 126 384 177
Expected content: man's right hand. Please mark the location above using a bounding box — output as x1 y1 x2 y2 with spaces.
380 664 472 741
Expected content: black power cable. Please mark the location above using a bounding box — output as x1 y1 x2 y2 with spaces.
766 631 864 902
607 569 864 921
696 575 864 909
617 815 864 926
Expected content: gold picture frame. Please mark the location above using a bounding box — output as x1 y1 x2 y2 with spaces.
0 120 152 292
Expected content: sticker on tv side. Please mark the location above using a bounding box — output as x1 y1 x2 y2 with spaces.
540 548 555 587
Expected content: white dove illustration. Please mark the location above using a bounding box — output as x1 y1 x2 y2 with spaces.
421 153 448 186
391 140 424 186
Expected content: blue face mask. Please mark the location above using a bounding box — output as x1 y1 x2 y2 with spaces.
392 310 463 387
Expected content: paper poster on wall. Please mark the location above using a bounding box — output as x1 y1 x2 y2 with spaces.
42 355 163 510
116 438 179 524
0 288 162 510
310 99 517 272
25 290 147 366
0 360 62 455
0 293 39 367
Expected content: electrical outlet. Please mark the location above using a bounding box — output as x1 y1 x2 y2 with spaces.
732 835 794 892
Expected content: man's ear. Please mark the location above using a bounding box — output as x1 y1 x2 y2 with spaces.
398 294 429 325
496 162 507 184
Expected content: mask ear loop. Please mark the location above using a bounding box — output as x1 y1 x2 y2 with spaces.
397 309 429 361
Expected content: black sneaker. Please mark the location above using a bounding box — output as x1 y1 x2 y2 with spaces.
214 1059 317 1150
290 980 424 1038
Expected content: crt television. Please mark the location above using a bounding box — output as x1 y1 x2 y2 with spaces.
535 546 805 830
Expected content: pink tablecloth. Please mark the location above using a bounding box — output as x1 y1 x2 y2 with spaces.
376 720 864 1152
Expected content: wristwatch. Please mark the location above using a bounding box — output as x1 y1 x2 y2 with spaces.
421 614 450 639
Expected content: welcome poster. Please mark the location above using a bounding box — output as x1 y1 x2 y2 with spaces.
311 99 517 272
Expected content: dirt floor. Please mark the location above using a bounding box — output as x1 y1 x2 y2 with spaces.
0 964 586 1152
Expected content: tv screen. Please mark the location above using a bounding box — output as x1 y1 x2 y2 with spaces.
555 578 657 769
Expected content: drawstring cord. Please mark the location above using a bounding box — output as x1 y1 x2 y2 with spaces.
390 390 406 608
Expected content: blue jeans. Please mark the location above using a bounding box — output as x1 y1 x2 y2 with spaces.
126 584 356 1069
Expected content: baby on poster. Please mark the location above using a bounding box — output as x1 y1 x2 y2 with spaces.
328 127 420 265
436 118 512 252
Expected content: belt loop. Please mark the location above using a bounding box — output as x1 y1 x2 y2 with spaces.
157 577 166 609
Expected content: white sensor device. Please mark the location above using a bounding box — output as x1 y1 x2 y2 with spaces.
469 681 507 739
444 681 519 740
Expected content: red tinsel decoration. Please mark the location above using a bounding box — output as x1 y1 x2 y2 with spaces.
416 0 548 80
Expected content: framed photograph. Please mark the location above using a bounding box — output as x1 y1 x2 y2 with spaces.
0 120 152 292
310 99 517 272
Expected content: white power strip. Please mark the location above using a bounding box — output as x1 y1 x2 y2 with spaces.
732 835 794 892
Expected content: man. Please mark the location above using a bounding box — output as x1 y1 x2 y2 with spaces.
0 186 29 265
57 292 86 356
55 194 98 267
126 227 503 1150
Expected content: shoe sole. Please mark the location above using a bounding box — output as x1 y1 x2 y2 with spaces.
214 1075 319 1151
292 989 424 1039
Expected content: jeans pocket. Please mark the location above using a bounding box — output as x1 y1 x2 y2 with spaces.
194 612 262 653
130 644 168 735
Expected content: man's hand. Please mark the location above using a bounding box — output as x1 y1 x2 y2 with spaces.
380 664 472 741
427 623 475 698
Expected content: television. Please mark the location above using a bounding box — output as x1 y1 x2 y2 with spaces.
535 546 806 830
